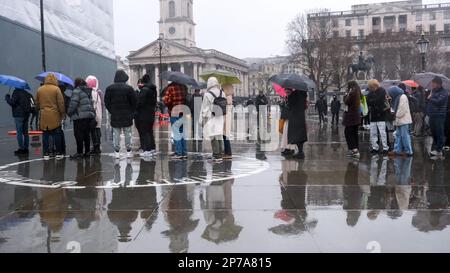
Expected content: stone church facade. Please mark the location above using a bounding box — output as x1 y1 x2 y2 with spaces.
127 0 249 97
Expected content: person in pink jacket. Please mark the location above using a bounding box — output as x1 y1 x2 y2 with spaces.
86 75 104 154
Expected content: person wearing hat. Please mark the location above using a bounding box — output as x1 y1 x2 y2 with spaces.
426 76 449 157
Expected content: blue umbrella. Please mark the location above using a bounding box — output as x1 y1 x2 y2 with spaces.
0 75 31 90
35 72 75 89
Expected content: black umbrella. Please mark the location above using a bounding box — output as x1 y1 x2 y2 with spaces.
161 71 197 87
191 82 207 90
269 74 309 92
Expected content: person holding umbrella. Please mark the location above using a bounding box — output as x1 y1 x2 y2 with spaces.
5 87 34 155
426 76 449 157
35 73 66 160
286 88 308 159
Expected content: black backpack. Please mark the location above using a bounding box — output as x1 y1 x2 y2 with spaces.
209 89 227 116
22 92 36 115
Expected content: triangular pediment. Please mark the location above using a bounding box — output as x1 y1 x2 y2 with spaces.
128 40 198 59
368 5 410 15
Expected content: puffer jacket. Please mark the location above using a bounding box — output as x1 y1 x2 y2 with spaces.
395 94 413 126
427 87 449 119
67 86 96 121
104 70 137 128
36 74 65 131
366 87 387 122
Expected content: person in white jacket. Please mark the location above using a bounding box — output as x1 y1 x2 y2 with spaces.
199 77 225 162
86 75 104 154
388 86 413 157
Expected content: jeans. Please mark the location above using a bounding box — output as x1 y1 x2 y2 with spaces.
91 127 102 152
14 117 29 150
370 121 388 151
43 127 63 155
429 117 446 152
223 136 232 156
332 112 339 125
171 117 187 156
211 135 223 158
73 119 92 154
113 126 132 152
136 116 156 152
394 124 413 155
345 125 359 151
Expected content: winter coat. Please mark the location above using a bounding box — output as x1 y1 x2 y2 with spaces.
67 86 96 121
330 99 341 114
199 77 225 139
287 91 308 144
5 89 33 118
136 83 157 122
395 94 413 126
35 74 66 131
413 89 426 113
86 75 104 128
315 98 327 113
366 87 387 122
104 70 137 128
426 87 449 119
343 88 362 127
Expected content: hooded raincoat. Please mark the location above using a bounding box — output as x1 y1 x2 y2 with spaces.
35 74 65 131
199 77 225 139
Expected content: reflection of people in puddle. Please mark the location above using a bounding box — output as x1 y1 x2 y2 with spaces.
412 160 450 232
269 160 317 235
161 162 199 253
108 159 158 242
343 161 369 227
369 156 387 186
11 161 38 218
67 158 105 230
200 161 243 244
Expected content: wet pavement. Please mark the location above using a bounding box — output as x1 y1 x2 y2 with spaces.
0 119 450 253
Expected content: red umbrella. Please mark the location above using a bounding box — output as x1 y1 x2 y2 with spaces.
403 80 419 88
273 82 286 97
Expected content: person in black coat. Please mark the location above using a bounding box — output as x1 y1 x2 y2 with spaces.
366 81 389 154
135 74 157 156
315 95 328 125
5 88 33 155
330 96 341 126
287 89 308 159
105 70 137 157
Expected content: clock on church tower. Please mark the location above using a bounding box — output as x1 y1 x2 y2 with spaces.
159 0 196 48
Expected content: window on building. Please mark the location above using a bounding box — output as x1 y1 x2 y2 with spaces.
429 12 436 21
445 38 450 46
445 11 450 20
430 24 436 34
332 19 339 28
445 24 450 33
345 19 352 27
333 31 339 38
399 15 407 25
372 17 381 26
346 30 352 37
416 12 422 21
358 17 364 26
358 29 364 38
383 16 395 28
416 25 423 33
169 1 176 18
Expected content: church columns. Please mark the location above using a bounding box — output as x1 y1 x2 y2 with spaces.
130 66 139 89
193 63 198 81
167 64 172 72
155 65 160 92
180 63 185 74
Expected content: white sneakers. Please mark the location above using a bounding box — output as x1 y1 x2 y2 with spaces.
127 151 133 158
140 150 157 158
430 150 443 157
114 151 121 159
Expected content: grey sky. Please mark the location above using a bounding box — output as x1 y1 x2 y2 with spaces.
114 0 444 59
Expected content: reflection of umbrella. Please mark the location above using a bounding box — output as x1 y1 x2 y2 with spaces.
273 83 286 97
269 74 308 92
161 71 197 87
413 72 450 90
381 80 401 90
0 75 31 90
403 80 419 88
36 72 74 89
200 70 241 85
191 82 207 90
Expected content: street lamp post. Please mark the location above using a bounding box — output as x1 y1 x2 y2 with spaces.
416 31 430 73
158 33 165 97
40 0 46 71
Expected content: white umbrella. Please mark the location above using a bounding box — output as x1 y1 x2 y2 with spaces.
413 73 450 90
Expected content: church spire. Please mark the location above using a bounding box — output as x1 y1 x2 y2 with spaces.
159 0 196 47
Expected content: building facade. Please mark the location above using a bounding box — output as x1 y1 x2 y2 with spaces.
127 0 249 97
